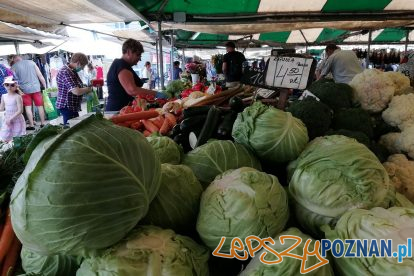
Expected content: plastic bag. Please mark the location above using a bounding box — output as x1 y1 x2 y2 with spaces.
42 91 55 113
86 90 100 113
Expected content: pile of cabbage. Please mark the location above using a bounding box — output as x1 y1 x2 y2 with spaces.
10 99 414 275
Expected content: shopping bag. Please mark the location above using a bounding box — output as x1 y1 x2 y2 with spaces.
42 90 55 114
86 90 100 113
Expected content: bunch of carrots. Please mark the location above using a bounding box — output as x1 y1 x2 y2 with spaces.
111 110 178 137
0 208 21 276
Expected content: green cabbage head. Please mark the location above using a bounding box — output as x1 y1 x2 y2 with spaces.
11 115 161 256
289 135 395 238
322 207 414 276
232 101 309 163
240 227 335 276
197 167 289 252
183 140 261 187
21 247 82 276
141 163 203 235
77 226 210 276
395 192 414 209
147 135 182 164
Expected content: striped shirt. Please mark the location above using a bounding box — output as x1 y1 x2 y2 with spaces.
56 65 83 111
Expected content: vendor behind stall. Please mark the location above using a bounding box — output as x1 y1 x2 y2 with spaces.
106 39 158 111
56 53 92 126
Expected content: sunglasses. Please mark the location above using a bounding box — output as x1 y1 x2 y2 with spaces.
4 83 16 87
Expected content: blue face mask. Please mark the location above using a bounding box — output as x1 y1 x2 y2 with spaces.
74 67 82 73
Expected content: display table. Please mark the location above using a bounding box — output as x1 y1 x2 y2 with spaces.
67 112 117 127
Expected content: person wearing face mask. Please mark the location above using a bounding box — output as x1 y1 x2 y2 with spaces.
106 39 158 111
56 53 92 127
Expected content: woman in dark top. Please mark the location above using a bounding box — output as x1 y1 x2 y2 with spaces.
106 39 157 111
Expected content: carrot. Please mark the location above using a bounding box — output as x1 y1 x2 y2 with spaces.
130 121 143 130
164 113 177 126
143 130 151 137
151 116 164 129
0 236 21 276
160 115 172 135
142 120 159 133
0 209 13 263
111 110 159 124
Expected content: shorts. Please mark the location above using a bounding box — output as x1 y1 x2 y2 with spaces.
22 92 43 107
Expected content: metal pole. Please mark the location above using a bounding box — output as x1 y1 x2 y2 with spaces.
182 48 186 70
171 30 174 82
14 41 20 55
158 21 165 90
405 29 410 53
366 30 372 69
155 38 159 89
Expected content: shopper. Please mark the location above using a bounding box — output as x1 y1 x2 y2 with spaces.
85 63 97 85
173 61 182 80
0 63 14 98
56 53 92 127
222 41 246 88
106 39 157 111
0 77 26 142
141 61 153 89
8 54 47 130
318 44 363 84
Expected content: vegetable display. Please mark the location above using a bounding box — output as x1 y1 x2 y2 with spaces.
141 164 203 235
383 154 414 203
10 115 161 256
289 135 395 237
382 93 414 131
77 226 210 276
232 102 309 163
322 207 414 276
239 227 335 276
332 108 374 138
197 167 289 252
182 140 261 187
307 81 353 110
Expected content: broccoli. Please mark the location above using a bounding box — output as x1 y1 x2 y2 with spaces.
165 80 185 99
369 142 391 163
326 129 371 148
287 97 333 140
307 78 334 91
332 108 374 138
370 114 400 140
308 82 353 111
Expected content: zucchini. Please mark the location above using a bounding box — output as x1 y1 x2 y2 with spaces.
217 111 238 139
180 115 207 131
195 106 221 148
171 124 181 137
183 106 212 118
229 96 244 112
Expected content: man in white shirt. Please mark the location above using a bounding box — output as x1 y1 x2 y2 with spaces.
319 44 363 84
141 62 153 89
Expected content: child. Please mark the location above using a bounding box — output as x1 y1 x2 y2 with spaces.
0 77 26 142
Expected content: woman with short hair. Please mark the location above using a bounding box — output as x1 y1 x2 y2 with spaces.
106 39 157 111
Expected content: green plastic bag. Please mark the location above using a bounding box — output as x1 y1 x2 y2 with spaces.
42 91 55 114
86 89 100 113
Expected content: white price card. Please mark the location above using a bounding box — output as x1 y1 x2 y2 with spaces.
265 56 314 90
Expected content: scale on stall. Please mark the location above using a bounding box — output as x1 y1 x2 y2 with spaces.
241 50 317 109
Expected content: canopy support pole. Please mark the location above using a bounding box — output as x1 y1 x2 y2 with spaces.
182 48 186 70
170 30 174 82
366 30 372 69
155 38 159 88
158 21 165 90
14 41 20 55
405 29 410 53
299 30 309 53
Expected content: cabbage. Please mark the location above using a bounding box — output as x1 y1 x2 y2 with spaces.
322 207 414 275
141 164 203 235
21 247 81 276
232 101 309 163
240 227 335 276
147 136 182 164
77 226 210 276
395 192 414 208
196 167 289 252
289 135 395 238
182 140 261 187
11 115 161 256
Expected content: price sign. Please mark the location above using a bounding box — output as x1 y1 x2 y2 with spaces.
241 67 265 87
265 56 315 90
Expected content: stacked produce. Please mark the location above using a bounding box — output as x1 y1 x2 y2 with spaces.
1 72 414 275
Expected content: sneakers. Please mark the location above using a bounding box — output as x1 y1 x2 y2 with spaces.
26 126 35 131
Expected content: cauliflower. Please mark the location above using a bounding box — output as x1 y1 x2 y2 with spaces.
382 93 414 131
350 69 395 113
397 124 414 159
383 154 414 203
379 132 402 154
384 71 411 95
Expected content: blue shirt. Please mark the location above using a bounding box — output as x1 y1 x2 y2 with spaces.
173 67 182 80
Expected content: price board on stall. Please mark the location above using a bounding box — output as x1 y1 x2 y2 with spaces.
264 56 315 90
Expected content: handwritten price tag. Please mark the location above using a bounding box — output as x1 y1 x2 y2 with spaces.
265 57 314 90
